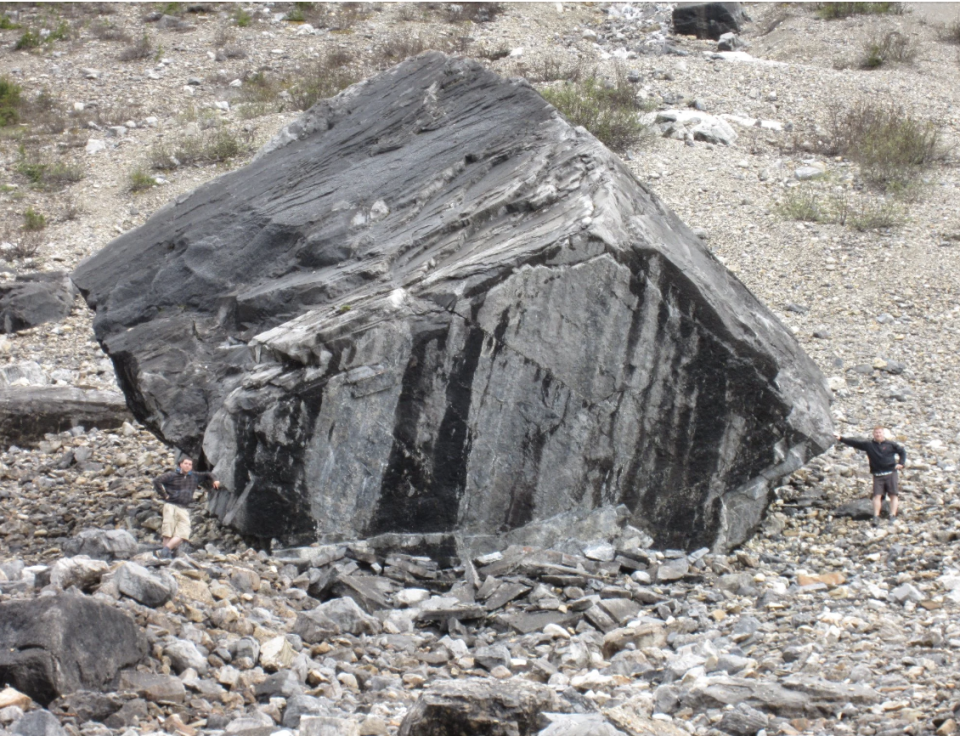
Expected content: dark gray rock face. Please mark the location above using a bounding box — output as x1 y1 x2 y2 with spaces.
0 271 75 334
0 594 147 705
0 386 130 444
72 53 832 553
672 3 742 40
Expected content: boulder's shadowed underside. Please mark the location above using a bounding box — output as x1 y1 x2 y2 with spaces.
73 53 832 553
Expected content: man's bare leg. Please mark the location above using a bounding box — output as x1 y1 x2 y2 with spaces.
890 495 899 518
165 536 184 551
872 495 882 519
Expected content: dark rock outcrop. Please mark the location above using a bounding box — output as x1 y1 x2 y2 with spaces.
0 594 147 705
0 271 75 334
672 3 742 40
72 53 832 553
0 386 130 444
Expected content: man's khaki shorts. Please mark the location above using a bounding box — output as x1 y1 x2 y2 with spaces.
161 503 191 540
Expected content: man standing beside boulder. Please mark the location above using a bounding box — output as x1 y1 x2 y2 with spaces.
835 427 906 526
153 456 219 558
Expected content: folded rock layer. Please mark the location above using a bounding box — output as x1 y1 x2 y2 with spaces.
73 53 832 552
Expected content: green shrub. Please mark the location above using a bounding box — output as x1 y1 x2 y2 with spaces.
234 8 252 27
824 101 940 191
0 14 19 30
0 76 22 126
22 207 46 231
540 68 647 153
159 2 183 17
129 167 158 192
285 5 306 22
46 20 70 42
860 30 916 68
15 146 84 190
288 53 362 110
776 187 906 231
151 126 250 169
816 3 902 20
15 29 42 50
15 21 70 50
775 188 828 222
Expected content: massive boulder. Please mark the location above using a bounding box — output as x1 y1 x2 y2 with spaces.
72 53 832 552
0 594 146 705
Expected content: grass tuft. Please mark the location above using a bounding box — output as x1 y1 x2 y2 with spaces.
15 146 85 190
119 34 153 61
129 167 158 192
22 207 46 231
860 30 917 68
777 187 906 231
0 76 22 126
151 126 251 169
90 20 132 43
540 66 647 153
816 3 903 20
15 28 42 50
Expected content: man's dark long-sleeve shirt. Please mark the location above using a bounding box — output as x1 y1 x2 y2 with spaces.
839 437 906 474
153 470 216 507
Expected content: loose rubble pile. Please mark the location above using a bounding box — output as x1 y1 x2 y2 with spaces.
1 3 960 736
2 478 960 736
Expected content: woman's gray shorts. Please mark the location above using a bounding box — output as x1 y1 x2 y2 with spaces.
872 472 899 498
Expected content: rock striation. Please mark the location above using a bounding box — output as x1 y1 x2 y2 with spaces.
72 52 832 553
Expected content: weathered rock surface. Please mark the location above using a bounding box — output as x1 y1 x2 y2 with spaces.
61 529 139 561
398 680 559 736
0 272 75 335
672 3 742 40
0 386 130 444
0 594 146 705
73 52 831 553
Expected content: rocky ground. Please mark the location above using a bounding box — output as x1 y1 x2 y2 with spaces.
1 3 960 736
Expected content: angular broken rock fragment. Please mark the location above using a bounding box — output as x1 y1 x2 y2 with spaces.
0 272 75 334
49 556 109 592
74 52 832 555
294 597 381 641
114 562 177 607
62 529 139 561
118 673 185 705
398 679 559 736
